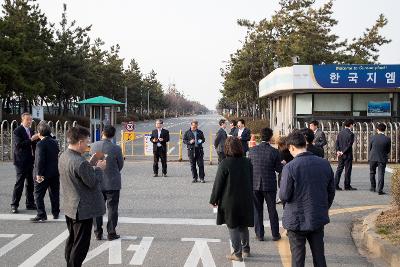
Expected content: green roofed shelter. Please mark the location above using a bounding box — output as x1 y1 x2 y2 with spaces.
78 96 124 142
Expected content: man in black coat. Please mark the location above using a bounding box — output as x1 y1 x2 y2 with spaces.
228 120 237 136
334 119 356 191
280 130 335 267
30 121 60 222
183 120 206 183
10 113 40 213
369 123 391 195
248 128 282 242
233 119 251 154
301 128 324 158
309 120 327 150
150 119 170 177
214 119 227 164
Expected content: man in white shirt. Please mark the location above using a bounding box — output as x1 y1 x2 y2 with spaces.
150 120 170 177
234 119 251 154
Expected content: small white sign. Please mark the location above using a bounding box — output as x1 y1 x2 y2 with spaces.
32 106 44 120
144 134 153 156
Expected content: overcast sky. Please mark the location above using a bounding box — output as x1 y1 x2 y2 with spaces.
2 0 399 109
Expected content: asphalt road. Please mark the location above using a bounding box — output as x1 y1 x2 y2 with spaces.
0 114 392 266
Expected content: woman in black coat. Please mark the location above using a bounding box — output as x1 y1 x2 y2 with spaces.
209 137 254 262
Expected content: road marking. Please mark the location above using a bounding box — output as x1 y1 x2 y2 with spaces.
168 146 175 155
182 238 220 267
19 230 69 267
0 234 33 258
127 236 154 265
275 230 291 267
84 235 137 265
229 240 245 266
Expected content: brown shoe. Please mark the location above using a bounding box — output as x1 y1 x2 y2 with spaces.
226 253 243 262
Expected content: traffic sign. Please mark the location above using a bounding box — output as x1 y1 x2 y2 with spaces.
123 132 136 141
125 121 135 132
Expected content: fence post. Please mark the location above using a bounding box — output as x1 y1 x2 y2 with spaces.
10 120 18 161
120 130 126 158
179 129 183 161
209 130 213 165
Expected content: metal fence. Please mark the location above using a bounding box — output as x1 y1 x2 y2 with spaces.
293 121 399 163
0 120 77 161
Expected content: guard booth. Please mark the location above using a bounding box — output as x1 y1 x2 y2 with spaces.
259 64 400 135
78 96 124 142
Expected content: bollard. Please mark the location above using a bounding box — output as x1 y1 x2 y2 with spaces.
179 129 183 161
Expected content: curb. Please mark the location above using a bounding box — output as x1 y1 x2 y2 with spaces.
358 209 400 266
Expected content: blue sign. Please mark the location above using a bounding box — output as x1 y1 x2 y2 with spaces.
367 101 391 117
312 64 400 88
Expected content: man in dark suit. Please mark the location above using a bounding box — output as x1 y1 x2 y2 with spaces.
369 123 391 195
90 125 124 240
30 121 60 222
214 119 227 164
150 119 170 177
183 120 206 183
248 127 282 242
280 130 335 267
334 119 356 191
10 113 40 213
233 119 251 154
309 120 327 150
228 120 237 136
301 128 324 158
59 126 106 267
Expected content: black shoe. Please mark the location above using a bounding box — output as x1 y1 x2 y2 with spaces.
26 205 37 210
272 234 282 241
107 233 120 241
53 214 59 220
370 188 376 192
10 207 18 214
335 187 342 191
30 215 47 222
192 179 198 183
344 186 357 191
378 191 386 195
256 236 264 241
200 179 205 183
163 174 168 177
153 174 158 177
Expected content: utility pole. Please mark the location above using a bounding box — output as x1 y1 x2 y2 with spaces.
124 86 128 117
147 90 150 115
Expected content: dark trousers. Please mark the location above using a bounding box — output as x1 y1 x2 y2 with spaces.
188 147 205 180
34 176 60 218
94 190 120 235
65 216 93 267
287 227 327 267
11 165 35 208
370 161 386 192
253 191 280 238
153 147 167 174
334 156 353 188
228 226 250 257
217 152 225 164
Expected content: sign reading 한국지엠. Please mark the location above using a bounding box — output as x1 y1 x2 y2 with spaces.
312 64 400 88
367 101 391 117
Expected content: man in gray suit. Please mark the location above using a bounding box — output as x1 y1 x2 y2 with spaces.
309 120 327 150
59 126 106 267
90 125 124 240
369 123 391 195
214 119 227 164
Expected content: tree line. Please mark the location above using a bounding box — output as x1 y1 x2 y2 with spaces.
218 0 391 119
0 0 208 118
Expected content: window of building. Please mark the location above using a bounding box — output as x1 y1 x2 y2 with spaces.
295 94 312 115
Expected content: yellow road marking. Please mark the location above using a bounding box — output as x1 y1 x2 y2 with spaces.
276 205 389 266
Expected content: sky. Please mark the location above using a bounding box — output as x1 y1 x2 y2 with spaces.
2 0 400 110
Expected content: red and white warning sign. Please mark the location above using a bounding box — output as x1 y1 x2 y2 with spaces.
125 121 135 132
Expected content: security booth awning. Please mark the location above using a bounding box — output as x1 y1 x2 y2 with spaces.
78 96 124 142
259 64 400 135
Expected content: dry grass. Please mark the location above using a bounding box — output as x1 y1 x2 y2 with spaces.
376 208 400 245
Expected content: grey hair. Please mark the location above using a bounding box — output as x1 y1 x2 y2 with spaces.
156 119 163 124
21 112 31 118
37 121 51 136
